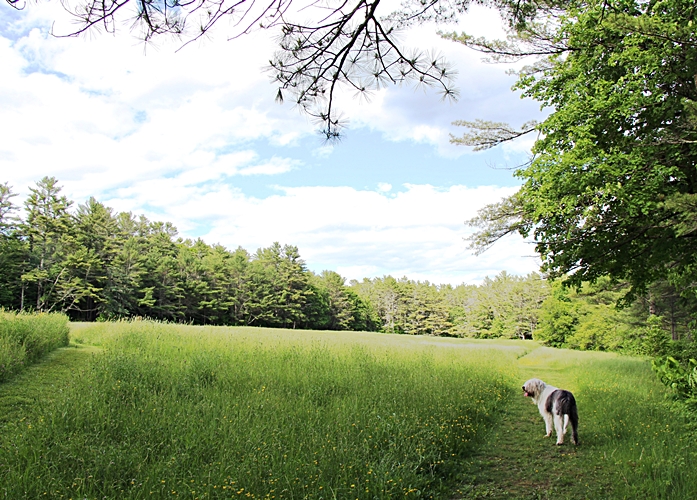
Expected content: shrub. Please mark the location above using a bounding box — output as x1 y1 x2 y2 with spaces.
534 293 579 347
652 355 697 405
626 315 670 357
564 305 627 351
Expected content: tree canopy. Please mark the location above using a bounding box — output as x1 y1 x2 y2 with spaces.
449 0 697 302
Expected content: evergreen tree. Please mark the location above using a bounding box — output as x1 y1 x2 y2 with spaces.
71 197 120 320
317 271 355 331
100 213 147 319
251 243 312 329
20 177 76 312
0 183 25 309
138 220 185 320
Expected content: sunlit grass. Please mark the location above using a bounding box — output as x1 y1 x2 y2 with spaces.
1 322 521 499
466 346 697 499
568 351 697 499
5 322 696 499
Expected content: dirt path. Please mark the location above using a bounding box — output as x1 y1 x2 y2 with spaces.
452 347 616 499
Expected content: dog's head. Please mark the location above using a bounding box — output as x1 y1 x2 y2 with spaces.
522 378 546 398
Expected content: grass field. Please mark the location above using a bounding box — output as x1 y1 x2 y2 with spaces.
1 322 696 499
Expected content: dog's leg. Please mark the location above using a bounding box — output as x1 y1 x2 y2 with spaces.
543 412 553 437
554 414 564 445
562 414 569 435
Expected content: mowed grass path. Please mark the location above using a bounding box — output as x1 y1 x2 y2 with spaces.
2 325 697 499
0 344 100 427
454 347 697 499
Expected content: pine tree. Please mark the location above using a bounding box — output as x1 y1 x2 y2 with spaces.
20 177 75 312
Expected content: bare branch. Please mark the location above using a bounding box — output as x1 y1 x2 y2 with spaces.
450 119 538 150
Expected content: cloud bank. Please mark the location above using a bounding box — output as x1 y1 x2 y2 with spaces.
0 2 542 285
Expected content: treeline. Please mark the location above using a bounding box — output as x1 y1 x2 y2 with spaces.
354 272 550 338
0 178 378 330
1 177 694 344
0 177 555 336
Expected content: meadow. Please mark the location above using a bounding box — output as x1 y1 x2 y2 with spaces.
1 321 696 499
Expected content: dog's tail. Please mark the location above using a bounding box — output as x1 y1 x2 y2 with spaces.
556 390 579 445
569 403 579 445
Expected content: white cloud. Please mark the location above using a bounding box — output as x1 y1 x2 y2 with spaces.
0 20 313 201
0 4 543 286
312 145 334 159
238 157 298 176
1 2 540 200
190 183 538 285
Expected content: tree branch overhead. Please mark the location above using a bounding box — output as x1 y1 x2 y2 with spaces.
16 0 514 138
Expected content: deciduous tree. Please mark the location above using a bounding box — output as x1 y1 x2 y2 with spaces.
451 0 697 302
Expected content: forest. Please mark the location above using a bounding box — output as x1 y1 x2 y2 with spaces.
1 177 694 355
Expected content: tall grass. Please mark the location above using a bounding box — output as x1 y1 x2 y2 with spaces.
578 356 697 499
0 310 69 382
519 347 697 499
1 322 520 499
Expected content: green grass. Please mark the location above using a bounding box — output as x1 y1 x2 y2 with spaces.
1 322 521 499
455 347 697 499
2 322 696 499
0 344 100 427
0 310 70 382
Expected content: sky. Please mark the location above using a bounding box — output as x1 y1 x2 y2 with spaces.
0 0 546 285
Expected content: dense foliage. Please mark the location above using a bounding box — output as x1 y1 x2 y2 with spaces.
453 0 697 304
533 277 696 352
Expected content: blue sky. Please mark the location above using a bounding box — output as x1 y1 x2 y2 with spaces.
0 1 544 285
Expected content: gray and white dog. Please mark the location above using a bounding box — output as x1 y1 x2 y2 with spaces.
522 378 579 445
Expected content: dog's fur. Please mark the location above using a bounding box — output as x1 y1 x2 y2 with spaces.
522 378 579 445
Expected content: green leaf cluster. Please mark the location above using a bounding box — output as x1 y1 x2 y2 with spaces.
458 0 697 304
652 356 697 403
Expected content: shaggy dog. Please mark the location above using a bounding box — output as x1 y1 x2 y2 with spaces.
522 378 579 445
